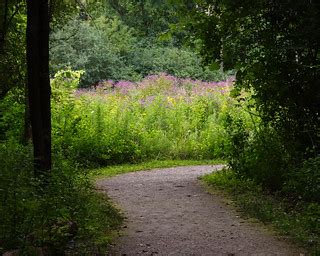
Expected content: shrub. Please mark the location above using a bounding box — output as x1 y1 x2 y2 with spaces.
50 18 139 86
221 96 293 191
284 157 320 202
0 142 33 251
0 141 122 255
0 87 25 141
130 45 204 79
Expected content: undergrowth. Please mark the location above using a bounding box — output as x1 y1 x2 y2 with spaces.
0 142 123 255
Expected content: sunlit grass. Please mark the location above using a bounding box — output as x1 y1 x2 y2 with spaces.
91 159 226 178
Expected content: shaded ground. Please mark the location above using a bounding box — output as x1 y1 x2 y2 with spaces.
96 165 304 256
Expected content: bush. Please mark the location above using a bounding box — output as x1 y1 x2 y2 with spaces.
0 141 122 255
0 87 25 141
130 45 204 79
284 157 320 202
221 96 293 191
0 142 33 251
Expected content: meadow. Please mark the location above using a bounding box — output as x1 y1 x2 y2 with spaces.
51 71 240 167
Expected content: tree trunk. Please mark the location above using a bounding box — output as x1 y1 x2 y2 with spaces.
26 0 51 177
0 0 8 50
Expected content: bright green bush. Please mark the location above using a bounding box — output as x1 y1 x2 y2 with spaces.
224 123 292 191
220 92 296 191
221 90 320 200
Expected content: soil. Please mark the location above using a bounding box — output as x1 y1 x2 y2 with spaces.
96 165 304 256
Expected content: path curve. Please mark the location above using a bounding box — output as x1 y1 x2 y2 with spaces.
97 165 303 256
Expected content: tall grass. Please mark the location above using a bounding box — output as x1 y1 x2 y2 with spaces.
52 71 237 166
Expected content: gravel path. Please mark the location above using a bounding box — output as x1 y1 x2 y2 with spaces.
96 165 304 256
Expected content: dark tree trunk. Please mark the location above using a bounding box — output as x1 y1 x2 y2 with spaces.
26 0 51 176
0 0 8 52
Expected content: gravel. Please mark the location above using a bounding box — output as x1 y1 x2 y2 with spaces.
96 165 304 256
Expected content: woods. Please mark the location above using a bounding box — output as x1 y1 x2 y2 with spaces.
0 0 319 254
178 0 320 196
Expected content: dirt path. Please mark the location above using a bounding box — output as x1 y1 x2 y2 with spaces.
96 165 303 256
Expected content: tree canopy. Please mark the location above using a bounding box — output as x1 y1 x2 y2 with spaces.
176 0 320 155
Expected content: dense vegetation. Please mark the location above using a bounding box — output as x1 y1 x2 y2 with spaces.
51 72 235 165
178 0 320 252
49 15 229 86
174 0 320 203
1 0 319 254
176 0 320 196
0 1 230 254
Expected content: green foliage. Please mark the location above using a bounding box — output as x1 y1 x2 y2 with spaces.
0 142 33 251
177 0 320 154
0 2 26 99
0 87 25 141
202 169 320 254
49 15 227 87
50 18 138 86
284 157 320 202
130 45 202 79
51 70 233 166
104 0 179 39
218 92 320 204
224 122 292 191
0 141 122 255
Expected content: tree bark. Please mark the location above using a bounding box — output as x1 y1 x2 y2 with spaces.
0 0 8 53
26 0 51 176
